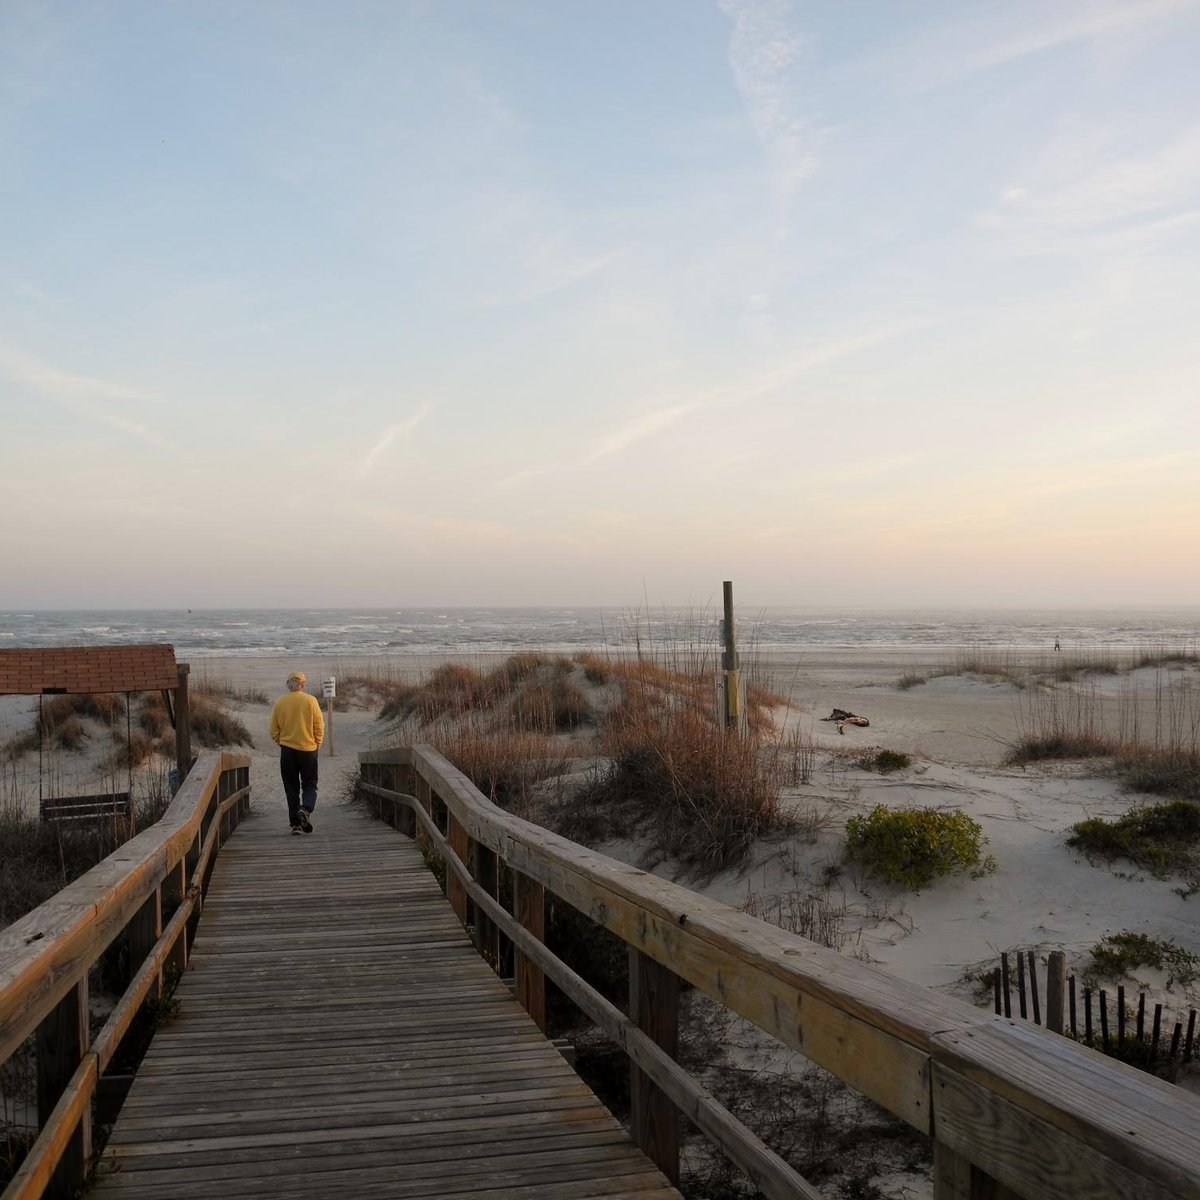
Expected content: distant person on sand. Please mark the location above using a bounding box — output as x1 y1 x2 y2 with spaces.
1054 638 1061 652
269 671 324 835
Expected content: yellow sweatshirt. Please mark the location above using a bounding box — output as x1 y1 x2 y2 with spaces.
269 691 325 751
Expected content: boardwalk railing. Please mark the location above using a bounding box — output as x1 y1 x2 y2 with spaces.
0 752 250 1200
360 746 1200 1200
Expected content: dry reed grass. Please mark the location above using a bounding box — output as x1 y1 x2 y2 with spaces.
1009 671 1200 802
426 724 569 814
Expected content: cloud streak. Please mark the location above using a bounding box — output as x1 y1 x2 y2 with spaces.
582 405 694 463
0 343 176 451
717 0 818 196
863 0 1200 92
357 403 431 478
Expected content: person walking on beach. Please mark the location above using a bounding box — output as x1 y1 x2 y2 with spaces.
269 670 325 835
1054 638 1061 652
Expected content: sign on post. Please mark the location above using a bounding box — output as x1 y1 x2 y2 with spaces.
322 678 336 756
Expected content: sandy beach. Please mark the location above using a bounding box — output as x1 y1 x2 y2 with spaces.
3 643 1198 1196
5 647 1194 1000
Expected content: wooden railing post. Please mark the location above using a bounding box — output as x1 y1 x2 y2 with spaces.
933 1142 1021 1198
446 810 469 925
629 948 680 1187
474 842 500 968
414 774 432 853
514 871 546 1033
396 763 417 836
162 860 188 978
126 888 163 1002
36 977 90 1199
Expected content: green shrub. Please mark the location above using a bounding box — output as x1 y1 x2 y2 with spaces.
896 673 927 690
858 749 912 774
1087 932 1199 987
845 805 988 889
1067 800 1200 877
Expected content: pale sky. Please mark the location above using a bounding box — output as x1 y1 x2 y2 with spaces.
3 1 1199 609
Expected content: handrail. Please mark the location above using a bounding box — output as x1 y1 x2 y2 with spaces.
359 745 1200 1200
0 751 251 1200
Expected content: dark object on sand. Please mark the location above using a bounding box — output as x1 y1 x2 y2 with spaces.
821 708 870 733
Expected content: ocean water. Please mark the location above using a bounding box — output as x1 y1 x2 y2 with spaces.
0 607 1196 657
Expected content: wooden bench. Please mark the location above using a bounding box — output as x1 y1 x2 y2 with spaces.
39 792 133 825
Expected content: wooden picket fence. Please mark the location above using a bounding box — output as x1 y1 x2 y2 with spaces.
991 949 1198 1082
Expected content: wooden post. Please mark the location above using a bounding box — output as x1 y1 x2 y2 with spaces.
162 862 188 978
324 677 335 757
126 889 163 1002
414 775 432 853
1015 952 1027 1020
36 978 90 1199
446 811 469 925
174 663 192 785
1046 951 1065 1035
629 948 680 1187
475 842 500 968
721 580 739 730
1027 950 1040 1025
397 764 416 837
1000 952 1011 1018
514 872 546 1033
933 1145 1022 1200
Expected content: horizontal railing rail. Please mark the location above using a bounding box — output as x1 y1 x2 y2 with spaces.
0 751 251 1200
359 746 1200 1200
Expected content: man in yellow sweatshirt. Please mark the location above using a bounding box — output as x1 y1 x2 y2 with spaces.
269 670 325 835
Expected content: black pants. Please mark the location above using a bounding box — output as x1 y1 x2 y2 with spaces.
280 746 318 825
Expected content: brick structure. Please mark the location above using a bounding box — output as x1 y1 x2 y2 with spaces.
0 645 180 695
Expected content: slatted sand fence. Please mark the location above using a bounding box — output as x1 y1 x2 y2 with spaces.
89 800 683 1200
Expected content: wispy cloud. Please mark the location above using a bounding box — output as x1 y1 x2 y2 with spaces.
717 0 819 196
582 405 694 463
356 403 431 478
0 343 176 450
977 125 1200 253
862 0 1200 92
496 323 918 491
0 343 155 403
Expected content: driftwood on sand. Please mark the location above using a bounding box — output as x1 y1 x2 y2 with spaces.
820 708 869 733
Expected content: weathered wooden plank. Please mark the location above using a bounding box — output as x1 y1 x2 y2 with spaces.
0 752 249 1064
90 799 681 1198
630 949 680 1186
931 1022 1200 1200
362 759 938 1129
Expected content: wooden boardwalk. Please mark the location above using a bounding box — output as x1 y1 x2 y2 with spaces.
90 800 682 1199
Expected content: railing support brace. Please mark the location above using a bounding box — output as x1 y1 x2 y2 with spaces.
36 978 90 1199
630 948 681 1186
933 1143 1018 1199
514 872 546 1033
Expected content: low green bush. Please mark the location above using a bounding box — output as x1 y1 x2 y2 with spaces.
1067 800 1200 877
1087 931 1199 987
845 805 990 889
858 749 912 774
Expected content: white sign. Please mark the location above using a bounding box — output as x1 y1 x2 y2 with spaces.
322 678 336 698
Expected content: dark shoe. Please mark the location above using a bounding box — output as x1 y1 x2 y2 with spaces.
297 808 313 833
